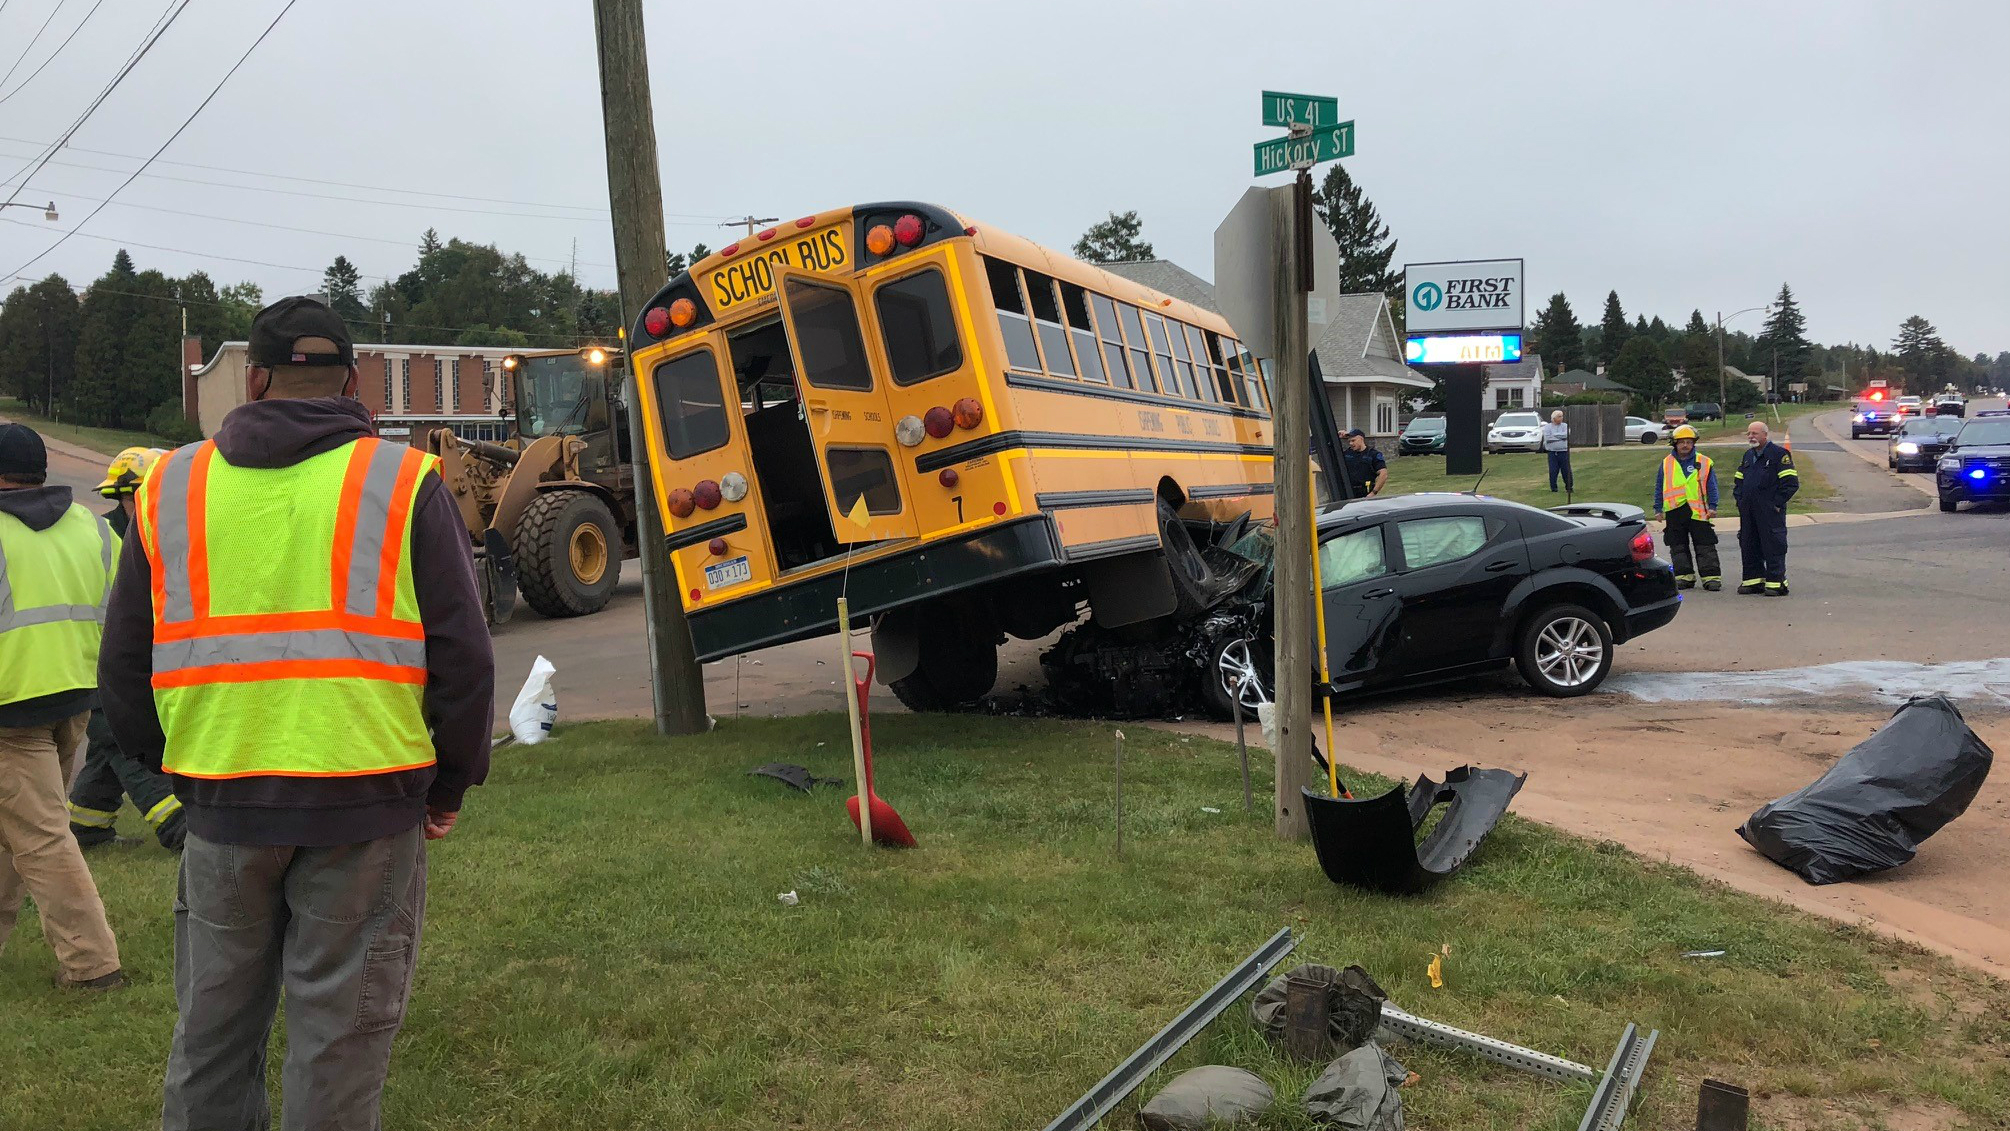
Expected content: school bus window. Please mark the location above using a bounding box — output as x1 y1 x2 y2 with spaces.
825 447 903 515
1145 312 1188 399
1089 293 1134 390
1119 303 1159 393
874 268 963 386
1194 325 1237 405
730 318 798 413
1169 319 1213 403
653 348 729 459
984 257 1042 372
785 277 874 392
1023 268 1076 378
1257 357 1277 411
1058 281 1107 384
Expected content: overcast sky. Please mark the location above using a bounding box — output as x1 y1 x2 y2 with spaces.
2 0 2004 358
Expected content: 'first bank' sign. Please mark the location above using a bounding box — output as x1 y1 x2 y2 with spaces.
1402 259 1523 335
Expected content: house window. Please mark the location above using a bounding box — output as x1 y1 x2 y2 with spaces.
1503 386 1525 408
383 366 393 413
399 359 410 413
1375 398 1396 435
451 370 461 415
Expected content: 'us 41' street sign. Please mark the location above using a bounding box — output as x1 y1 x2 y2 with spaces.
1253 122 1355 175
1261 91 1340 129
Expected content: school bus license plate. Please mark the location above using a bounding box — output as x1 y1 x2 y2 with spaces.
707 222 853 313
704 555 752 590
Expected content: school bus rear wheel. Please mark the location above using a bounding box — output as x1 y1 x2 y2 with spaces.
515 489 623 618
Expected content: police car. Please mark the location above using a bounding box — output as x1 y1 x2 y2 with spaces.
1937 412 2010 513
1850 392 1899 438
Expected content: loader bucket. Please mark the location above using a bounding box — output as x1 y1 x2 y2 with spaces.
1302 766 1526 895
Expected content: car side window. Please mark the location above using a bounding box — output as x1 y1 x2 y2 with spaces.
1396 516 1488 569
1317 527 1388 588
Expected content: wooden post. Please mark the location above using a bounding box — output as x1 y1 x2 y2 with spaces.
591 0 709 735
1271 174 1314 840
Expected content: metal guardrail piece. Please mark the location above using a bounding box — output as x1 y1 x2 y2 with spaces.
1577 1022 1659 1131
1376 1002 1598 1084
1039 927 1298 1131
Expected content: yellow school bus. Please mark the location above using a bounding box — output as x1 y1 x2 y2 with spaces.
627 202 1281 707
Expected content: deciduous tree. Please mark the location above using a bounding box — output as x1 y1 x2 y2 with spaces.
1072 211 1153 264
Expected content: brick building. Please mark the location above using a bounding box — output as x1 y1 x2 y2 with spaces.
186 339 522 444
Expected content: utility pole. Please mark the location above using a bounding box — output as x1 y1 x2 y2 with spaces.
592 0 710 736
1270 171 1314 841
1715 310 1726 412
722 215 779 237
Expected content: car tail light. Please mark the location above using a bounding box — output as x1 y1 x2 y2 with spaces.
865 225 896 257
938 468 959 488
893 213 925 247
923 406 955 439
1630 529 1654 562
667 487 695 519
643 306 671 337
950 397 983 429
693 480 722 510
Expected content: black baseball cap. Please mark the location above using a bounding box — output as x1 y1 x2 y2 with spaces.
1344 428 1366 439
0 423 46 478
249 296 354 367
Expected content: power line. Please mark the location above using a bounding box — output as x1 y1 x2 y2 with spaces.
4 0 299 283
0 0 111 108
1 213 375 279
0 0 70 92
1 0 187 203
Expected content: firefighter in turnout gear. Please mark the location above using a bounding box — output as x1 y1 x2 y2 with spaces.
1652 426 1721 591
67 448 184 851
1733 420 1799 595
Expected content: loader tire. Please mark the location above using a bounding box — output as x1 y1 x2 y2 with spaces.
514 489 621 618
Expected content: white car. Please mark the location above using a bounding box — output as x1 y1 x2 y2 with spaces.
1486 411 1544 453
1625 416 1662 445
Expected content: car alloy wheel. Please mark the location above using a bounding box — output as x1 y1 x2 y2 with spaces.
1533 615 1604 688
1216 636 1272 712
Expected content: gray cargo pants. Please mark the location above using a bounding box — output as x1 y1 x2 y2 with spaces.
163 826 426 1131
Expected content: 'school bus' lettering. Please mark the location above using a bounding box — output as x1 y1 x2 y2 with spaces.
709 225 850 311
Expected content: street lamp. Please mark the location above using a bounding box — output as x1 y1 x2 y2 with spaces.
1716 304 1770 411
0 200 59 221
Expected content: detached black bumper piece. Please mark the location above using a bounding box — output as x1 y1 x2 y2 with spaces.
1303 766 1527 894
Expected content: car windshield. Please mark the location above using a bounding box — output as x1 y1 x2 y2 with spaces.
1956 420 2010 446
514 353 609 438
1901 418 1962 436
1899 397 1922 406
1405 418 1445 434
1496 413 1539 428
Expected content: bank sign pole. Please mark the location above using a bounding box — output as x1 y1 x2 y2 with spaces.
1230 91 1352 839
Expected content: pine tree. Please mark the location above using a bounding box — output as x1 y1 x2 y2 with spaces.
1599 291 1630 366
1529 293 1585 373
1755 283 1811 390
666 249 687 275
1072 211 1154 264
321 256 367 322
1678 310 1717 398
1311 164 1401 305
687 242 711 265
1609 336 1674 414
1892 315 1948 393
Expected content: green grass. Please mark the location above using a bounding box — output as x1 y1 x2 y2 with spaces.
1387 446 1835 517
6 716 2004 1130
0 396 172 458
1676 399 1829 444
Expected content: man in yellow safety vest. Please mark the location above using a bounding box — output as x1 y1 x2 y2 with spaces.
1652 425 1722 591
0 422 124 990
99 297 495 1128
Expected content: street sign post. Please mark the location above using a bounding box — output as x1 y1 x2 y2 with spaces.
1262 90 1341 129
1253 123 1355 176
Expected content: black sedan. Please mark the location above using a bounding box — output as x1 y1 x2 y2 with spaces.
1196 494 1681 717
1938 416 2010 512
1889 416 1963 472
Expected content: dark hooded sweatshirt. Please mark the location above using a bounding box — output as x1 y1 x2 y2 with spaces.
97 397 495 847
0 484 100 727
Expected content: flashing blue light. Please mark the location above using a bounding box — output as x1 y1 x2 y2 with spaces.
1970 468 1989 480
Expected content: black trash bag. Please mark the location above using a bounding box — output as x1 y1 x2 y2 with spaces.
1137 1065 1274 1130
1250 963 1387 1057
1303 1041 1408 1129
1738 695 1994 885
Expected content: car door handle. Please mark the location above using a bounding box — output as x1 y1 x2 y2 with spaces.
1362 588 1394 599
1484 560 1516 572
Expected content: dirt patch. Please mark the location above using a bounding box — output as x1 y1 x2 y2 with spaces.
1164 695 2010 979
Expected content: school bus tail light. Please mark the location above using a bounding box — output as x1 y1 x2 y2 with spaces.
667 487 696 519
642 307 671 337
895 415 926 447
719 471 749 502
707 537 729 556
951 397 984 430
866 225 896 257
893 214 925 247
923 406 955 439
938 468 959 488
693 480 723 510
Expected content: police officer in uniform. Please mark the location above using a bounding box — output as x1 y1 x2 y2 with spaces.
1733 420 1798 595
1339 428 1388 499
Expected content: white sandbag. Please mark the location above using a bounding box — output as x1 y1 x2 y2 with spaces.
509 655 558 744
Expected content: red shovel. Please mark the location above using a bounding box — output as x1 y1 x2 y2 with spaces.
844 650 916 848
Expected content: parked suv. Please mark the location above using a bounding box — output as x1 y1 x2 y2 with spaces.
1685 402 1723 422
1398 415 1446 456
1486 411 1544 454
